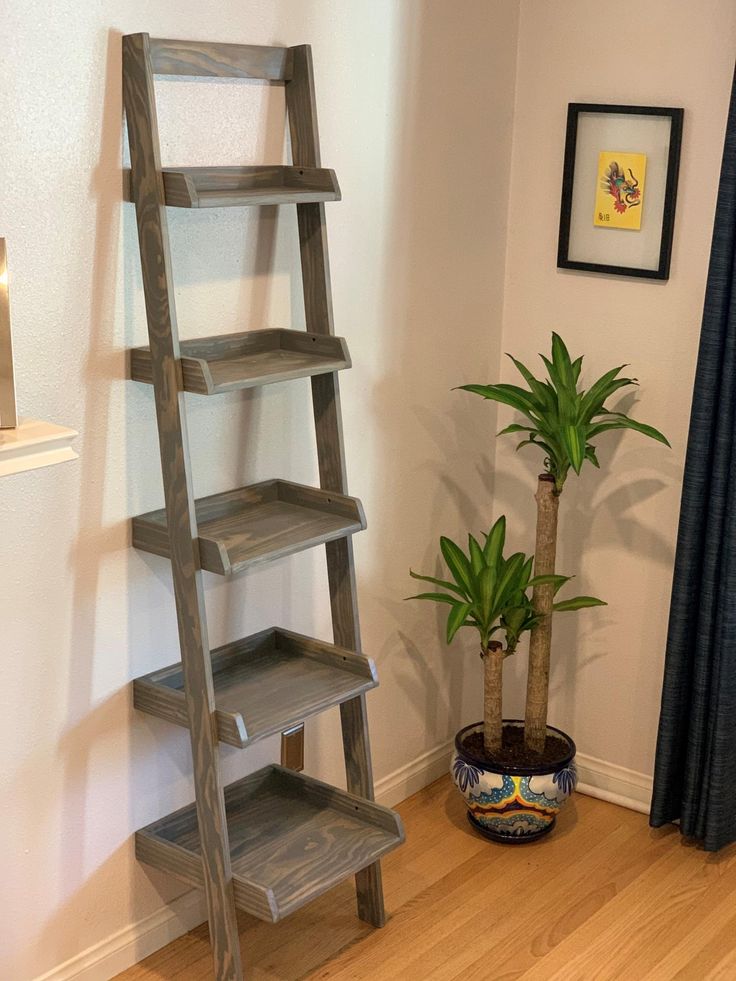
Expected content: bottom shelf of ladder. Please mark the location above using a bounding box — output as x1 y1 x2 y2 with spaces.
136 764 405 923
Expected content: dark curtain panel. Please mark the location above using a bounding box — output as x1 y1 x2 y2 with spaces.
651 68 736 851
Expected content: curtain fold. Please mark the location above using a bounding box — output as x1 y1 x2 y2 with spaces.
651 66 736 851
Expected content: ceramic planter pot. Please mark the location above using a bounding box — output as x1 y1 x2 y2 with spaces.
451 720 577 842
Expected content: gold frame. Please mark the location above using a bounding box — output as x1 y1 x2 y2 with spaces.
0 239 18 428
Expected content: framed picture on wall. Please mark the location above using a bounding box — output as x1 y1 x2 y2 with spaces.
557 104 684 280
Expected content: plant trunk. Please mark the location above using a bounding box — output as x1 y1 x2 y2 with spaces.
525 474 560 754
483 645 504 758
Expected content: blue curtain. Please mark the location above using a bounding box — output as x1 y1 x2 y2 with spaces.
651 68 736 851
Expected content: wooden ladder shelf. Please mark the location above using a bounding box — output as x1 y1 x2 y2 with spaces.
122 33 403 980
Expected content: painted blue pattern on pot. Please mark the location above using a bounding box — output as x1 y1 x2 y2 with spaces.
463 772 515 805
450 722 576 842
553 761 578 797
451 757 483 792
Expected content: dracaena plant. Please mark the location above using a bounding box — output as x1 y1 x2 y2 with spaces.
460 334 668 753
407 516 604 758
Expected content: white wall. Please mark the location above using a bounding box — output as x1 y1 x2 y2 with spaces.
0 2 519 977
497 0 736 777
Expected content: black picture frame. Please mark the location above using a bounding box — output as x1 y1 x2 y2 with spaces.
557 103 684 280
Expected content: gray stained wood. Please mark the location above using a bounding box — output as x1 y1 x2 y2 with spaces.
130 329 351 395
123 32 243 980
131 479 366 576
287 43 387 928
136 766 405 924
122 166 340 208
133 627 378 748
124 32 394 978
150 38 292 81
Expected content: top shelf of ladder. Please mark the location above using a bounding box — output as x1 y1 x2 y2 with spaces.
123 165 340 208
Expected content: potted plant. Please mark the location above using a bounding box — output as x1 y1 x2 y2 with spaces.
409 516 604 841
460 333 669 753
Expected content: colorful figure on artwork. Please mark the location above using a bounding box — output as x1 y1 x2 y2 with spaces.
601 161 641 214
594 150 647 230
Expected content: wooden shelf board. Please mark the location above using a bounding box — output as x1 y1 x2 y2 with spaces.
130 329 350 394
123 165 341 208
0 418 78 478
134 627 378 748
132 479 366 575
136 765 404 923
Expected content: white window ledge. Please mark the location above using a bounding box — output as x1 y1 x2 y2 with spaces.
0 418 78 477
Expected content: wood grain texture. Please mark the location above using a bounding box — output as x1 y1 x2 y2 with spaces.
136 765 404 924
122 166 340 208
133 627 378 748
131 479 366 575
136 833 279 924
150 38 292 80
130 329 351 395
285 42 387 927
119 780 736 981
123 32 242 981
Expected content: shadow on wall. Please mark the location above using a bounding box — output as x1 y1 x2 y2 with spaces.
356 1 516 769
33 28 134 968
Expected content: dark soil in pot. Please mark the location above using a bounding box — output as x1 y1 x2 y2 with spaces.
462 724 571 769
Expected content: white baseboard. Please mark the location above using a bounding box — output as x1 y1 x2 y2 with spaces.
575 752 653 815
374 740 454 807
34 744 652 980
33 889 207 981
371 740 654 816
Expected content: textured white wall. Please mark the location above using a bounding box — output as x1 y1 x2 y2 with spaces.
496 0 736 774
0 2 519 977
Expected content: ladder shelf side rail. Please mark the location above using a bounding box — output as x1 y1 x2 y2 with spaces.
123 31 242 980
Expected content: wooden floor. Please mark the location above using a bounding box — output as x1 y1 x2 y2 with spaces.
117 776 736 981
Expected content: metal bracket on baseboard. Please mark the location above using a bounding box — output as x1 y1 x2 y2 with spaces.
280 723 305 771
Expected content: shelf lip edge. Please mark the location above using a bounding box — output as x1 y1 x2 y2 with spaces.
223 522 364 577
122 165 341 207
132 625 379 749
135 763 404 922
128 329 352 393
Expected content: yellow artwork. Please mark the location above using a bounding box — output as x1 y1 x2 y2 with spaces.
593 151 647 230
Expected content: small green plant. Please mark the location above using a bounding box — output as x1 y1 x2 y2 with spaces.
460 333 668 752
459 332 669 494
407 516 604 758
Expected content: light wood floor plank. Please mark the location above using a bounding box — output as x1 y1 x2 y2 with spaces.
350 801 634 981
115 776 736 981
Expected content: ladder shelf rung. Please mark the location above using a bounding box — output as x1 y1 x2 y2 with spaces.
123 165 340 208
149 38 291 81
134 626 378 748
130 329 350 394
131 479 366 575
136 764 404 923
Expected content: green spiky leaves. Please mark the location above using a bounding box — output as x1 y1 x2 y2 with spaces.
459 333 670 491
407 516 606 651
